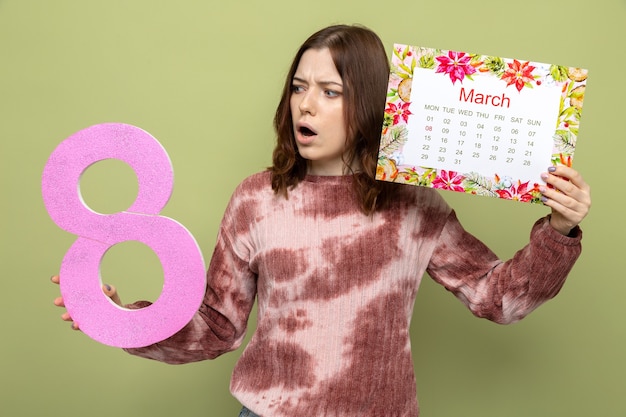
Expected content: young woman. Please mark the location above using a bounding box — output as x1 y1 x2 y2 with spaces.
52 24 591 417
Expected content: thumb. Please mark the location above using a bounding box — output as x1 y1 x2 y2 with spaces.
103 284 122 306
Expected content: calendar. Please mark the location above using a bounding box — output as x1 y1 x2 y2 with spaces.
376 44 588 204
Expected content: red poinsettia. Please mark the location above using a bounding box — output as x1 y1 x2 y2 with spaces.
432 170 465 192
435 51 477 84
385 101 412 125
495 180 537 202
501 60 536 92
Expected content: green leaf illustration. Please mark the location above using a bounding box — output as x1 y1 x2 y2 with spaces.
462 172 499 197
419 54 435 69
553 131 576 154
379 125 409 157
550 65 569 82
484 56 505 76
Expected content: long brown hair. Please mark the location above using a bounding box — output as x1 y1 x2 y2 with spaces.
270 24 393 214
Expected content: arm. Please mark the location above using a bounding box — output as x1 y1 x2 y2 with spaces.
52 180 259 364
123 205 258 364
123 229 257 364
52 221 258 364
426 166 589 324
426 212 582 325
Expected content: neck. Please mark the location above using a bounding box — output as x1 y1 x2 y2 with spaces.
306 160 361 176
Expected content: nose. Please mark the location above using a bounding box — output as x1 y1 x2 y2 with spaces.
298 89 316 115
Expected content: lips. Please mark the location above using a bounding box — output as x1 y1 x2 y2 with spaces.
295 122 318 144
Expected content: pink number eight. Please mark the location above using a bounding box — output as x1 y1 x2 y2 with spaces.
42 123 206 348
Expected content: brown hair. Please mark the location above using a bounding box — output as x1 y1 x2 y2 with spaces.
270 24 393 214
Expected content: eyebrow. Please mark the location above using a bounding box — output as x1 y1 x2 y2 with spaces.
292 76 343 88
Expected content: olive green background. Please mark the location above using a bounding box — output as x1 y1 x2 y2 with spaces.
1 0 624 416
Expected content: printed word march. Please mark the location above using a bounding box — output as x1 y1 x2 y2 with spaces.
458 88 511 108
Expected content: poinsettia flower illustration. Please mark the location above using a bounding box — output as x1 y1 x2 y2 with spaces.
495 180 537 202
385 101 412 125
501 60 536 92
435 51 476 84
432 170 465 192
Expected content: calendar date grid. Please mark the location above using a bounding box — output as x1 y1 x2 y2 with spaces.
408 104 551 180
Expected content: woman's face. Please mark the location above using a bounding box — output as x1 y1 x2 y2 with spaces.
290 48 349 175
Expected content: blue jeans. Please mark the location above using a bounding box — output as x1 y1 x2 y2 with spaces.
238 406 260 417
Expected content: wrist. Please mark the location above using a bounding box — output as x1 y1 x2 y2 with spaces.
548 215 575 236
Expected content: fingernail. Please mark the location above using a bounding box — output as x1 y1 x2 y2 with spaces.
540 196 548 203
104 284 111 291
540 173 548 181
548 166 556 172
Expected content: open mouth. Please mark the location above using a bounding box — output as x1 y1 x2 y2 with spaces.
298 125 317 137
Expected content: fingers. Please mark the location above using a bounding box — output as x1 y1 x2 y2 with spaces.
62 311 79 330
540 166 591 208
540 166 591 235
53 296 65 307
51 275 122 331
103 284 123 306
57 302 80 331
542 166 591 197
51 275 65 308
52 275 122 306
542 194 584 230
50 274 80 330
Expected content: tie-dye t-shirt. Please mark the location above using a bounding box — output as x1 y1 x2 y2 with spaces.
125 171 582 416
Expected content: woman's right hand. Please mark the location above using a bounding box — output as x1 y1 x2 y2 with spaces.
51 275 122 330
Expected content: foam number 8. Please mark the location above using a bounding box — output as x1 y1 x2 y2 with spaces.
42 123 206 348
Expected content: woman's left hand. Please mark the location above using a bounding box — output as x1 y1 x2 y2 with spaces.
540 166 591 235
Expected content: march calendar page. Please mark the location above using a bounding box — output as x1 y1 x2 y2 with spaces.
376 44 587 204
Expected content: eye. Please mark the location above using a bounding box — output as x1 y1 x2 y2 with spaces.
292 84 305 93
324 89 342 98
